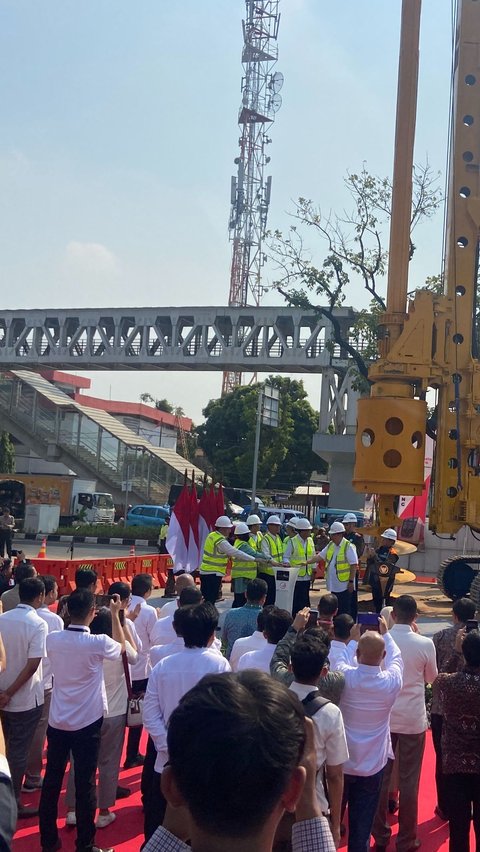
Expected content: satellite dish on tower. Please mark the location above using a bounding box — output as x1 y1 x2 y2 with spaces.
270 93 282 113
270 72 284 93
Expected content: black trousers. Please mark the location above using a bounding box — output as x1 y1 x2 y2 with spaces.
39 717 102 852
335 588 357 619
0 530 12 558
126 678 148 762
370 574 395 613
257 572 276 606
292 580 310 616
199 573 222 605
444 772 480 852
430 713 449 817
0 704 43 801
141 735 167 844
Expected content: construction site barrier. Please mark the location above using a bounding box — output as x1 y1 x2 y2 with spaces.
33 553 164 594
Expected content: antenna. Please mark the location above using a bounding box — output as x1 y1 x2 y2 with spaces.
222 1 282 396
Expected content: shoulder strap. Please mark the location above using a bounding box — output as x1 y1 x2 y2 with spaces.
301 690 331 717
122 651 134 699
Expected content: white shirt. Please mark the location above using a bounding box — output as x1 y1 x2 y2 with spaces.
157 599 177 620
388 624 438 734
0 604 47 711
47 626 122 730
328 639 357 671
144 646 231 771
150 613 176 647
319 540 358 593
37 605 64 690
237 643 276 674
103 640 137 718
150 636 222 667
230 631 267 672
199 536 256 577
289 681 349 812
127 595 158 680
336 633 403 776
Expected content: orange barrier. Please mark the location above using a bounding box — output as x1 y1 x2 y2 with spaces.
135 554 159 586
157 554 173 589
33 559 69 593
31 552 163 594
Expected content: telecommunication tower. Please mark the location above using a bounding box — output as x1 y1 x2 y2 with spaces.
222 0 283 396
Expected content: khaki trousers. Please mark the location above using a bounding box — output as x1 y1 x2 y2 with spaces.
372 731 426 852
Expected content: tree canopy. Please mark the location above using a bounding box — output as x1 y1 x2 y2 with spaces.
196 377 324 490
0 432 15 474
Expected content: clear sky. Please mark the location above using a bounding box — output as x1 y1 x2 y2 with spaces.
0 0 452 422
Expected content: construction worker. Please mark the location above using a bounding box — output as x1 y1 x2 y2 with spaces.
231 522 280 609
259 516 283 606
246 514 263 550
366 528 400 613
342 513 365 558
307 521 359 618
199 516 257 605
157 517 169 554
282 517 316 615
284 518 298 539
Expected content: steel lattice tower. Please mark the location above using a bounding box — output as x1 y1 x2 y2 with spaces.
222 0 282 396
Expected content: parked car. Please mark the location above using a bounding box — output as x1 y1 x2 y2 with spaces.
314 507 366 527
127 504 170 527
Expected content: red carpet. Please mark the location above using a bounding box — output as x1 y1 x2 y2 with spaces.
12 731 474 850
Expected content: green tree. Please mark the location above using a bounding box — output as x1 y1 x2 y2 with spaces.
196 377 324 489
0 432 15 473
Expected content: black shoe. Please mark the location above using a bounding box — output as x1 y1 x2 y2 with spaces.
116 785 131 799
91 847 114 852
17 805 39 819
434 806 448 821
41 841 61 852
123 755 144 769
388 797 399 814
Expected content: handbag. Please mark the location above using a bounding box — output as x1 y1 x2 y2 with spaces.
122 651 144 727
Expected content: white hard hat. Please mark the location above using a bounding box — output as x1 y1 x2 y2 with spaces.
285 518 297 529
329 521 346 534
234 522 250 535
215 515 233 529
266 515 281 525
295 517 313 530
246 514 261 525
381 528 397 541
343 513 358 524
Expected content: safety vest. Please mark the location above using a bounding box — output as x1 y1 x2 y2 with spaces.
325 538 351 584
249 532 263 551
199 531 229 576
231 539 257 580
289 534 316 578
259 532 283 575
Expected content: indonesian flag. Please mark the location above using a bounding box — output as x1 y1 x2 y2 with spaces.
188 483 200 570
198 485 214 559
166 483 191 573
216 483 225 518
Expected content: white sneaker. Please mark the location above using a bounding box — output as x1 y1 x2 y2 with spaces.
66 811 77 827
95 812 116 829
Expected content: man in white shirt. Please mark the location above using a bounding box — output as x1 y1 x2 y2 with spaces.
309 522 359 617
229 608 268 672
328 613 355 670
0 576 47 816
289 628 349 849
372 595 437 852
237 607 292 673
157 573 195 620
39 589 124 852
24 575 63 792
150 586 202 648
143 601 231 842
125 572 158 769
335 616 403 852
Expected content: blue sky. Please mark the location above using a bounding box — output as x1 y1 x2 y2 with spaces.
0 0 451 421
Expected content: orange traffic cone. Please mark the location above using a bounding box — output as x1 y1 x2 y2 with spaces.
129 544 136 557
37 537 47 559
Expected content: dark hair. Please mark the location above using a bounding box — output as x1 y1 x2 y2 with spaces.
75 568 97 589
172 605 192 637
318 593 338 617
291 634 329 683
257 603 275 632
304 626 331 650
178 587 202 607
246 578 268 603
2 506 10 513
181 602 218 648
132 573 153 597
108 581 131 601
264 608 292 644
236 532 250 542
393 594 417 623
453 597 476 623
14 563 36 584
19 577 45 603
167 670 306 837
41 575 58 596
462 630 480 667
333 613 354 640
67 589 95 620
90 608 112 638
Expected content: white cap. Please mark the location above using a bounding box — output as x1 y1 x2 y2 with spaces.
381 528 397 541
234 522 250 535
246 514 261 525
329 521 345 534
295 517 313 530
266 515 281 526
215 515 233 529
285 518 297 529
343 512 358 524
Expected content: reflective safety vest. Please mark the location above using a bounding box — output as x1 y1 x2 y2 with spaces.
289 534 316 578
325 538 351 584
231 539 257 580
199 531 229 576
260 532 283 575
249 532 263 551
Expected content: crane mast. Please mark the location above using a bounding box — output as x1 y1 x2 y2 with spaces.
353 0 480 535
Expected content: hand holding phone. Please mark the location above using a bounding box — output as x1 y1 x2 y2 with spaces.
466 619 479 633
357 612 380 634
306 609 319 630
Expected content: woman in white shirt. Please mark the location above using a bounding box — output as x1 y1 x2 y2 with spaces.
66 608 137 828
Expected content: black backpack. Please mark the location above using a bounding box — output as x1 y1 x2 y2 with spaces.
301 690 331 717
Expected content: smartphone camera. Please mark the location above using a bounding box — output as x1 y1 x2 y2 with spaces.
306 609 319 630
357 612 380 634
465 619 479 633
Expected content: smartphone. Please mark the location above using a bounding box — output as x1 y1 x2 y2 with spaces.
95 594 112 609
306 609 319 630
465 619 479 633
357 612 380 634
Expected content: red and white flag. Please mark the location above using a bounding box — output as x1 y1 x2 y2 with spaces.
188 483 200 570
198 485 214 558
166 483 191 572
216 483 225 518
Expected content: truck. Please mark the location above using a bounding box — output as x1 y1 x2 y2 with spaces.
0 474 115 526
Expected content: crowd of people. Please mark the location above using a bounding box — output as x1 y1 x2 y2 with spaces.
0 511 479 852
